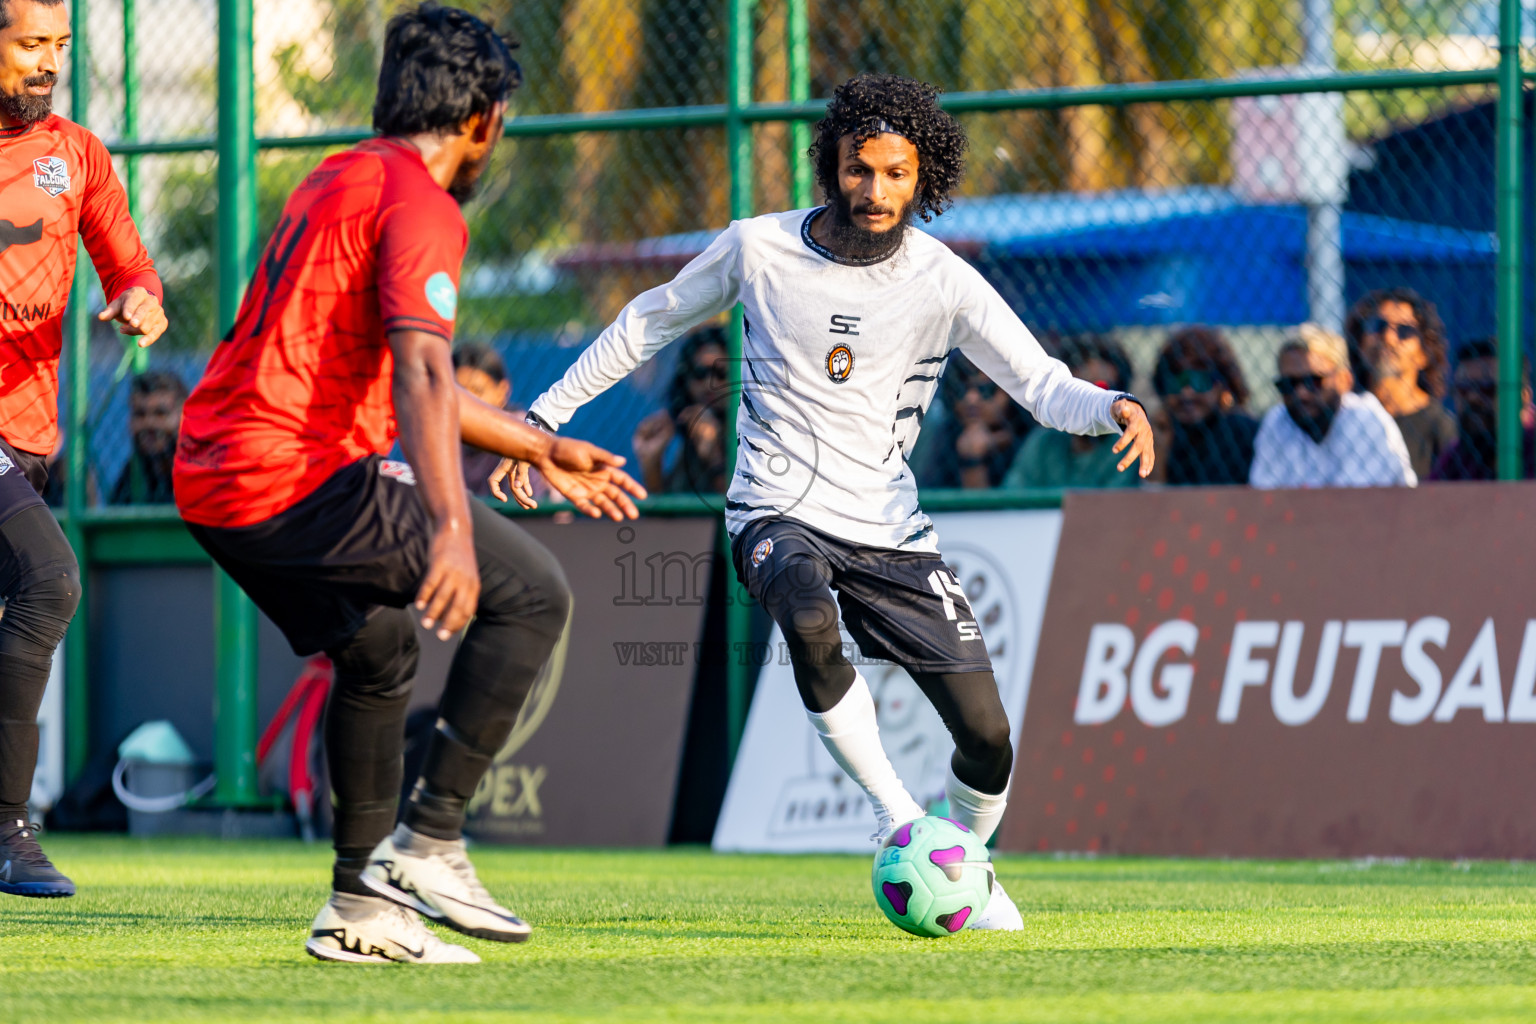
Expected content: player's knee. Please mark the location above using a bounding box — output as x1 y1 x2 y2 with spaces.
0 560 81 654
329 609 418 701
954 711 1012 772
482 545 571 635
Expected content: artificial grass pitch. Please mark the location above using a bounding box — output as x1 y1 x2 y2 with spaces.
3 838 1535 1023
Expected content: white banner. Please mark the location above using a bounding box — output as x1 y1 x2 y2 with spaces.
713 510 1063 853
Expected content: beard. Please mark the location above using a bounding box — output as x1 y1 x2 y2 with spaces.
447 151 492 206
1285 399 1339 444
823 186 915 263
0 72 56 127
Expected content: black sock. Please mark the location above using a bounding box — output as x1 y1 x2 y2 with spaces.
332 848 374 896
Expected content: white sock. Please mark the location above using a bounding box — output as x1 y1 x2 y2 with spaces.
806 672 925 826
945 764 1009 844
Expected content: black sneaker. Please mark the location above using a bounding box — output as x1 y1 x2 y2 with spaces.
0 819 75 897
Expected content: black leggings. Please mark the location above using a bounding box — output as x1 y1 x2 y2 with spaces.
0 506 80 820
759 560 1012 795
325 502 571 893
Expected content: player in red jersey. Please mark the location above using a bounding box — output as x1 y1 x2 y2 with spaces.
175 3 645 964
0 0 167 898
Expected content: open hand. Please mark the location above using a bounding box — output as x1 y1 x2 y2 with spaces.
99 286 168 347
539 438 647 520
1111 398 1156 478
416 523 480 641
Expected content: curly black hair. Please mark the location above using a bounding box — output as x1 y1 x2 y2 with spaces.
1343 286 1449 399
373 2 521 137
811 73 968 223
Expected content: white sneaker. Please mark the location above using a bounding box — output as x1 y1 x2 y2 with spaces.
968 878 1024 931
305 891 480 964
362 825 532 943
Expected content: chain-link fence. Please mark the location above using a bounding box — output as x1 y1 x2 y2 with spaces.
50 0 1529 507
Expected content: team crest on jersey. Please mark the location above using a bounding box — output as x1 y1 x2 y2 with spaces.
825 344 854 384
0 447 13 477
32 157 70 198
750 538 774 566
379 460 417 485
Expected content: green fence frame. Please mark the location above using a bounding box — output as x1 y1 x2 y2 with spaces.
58 0 1530 802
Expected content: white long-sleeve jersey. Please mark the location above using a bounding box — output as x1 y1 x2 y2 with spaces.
530 208 1125 552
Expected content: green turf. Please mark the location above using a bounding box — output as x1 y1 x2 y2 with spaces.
3 838 1535 1022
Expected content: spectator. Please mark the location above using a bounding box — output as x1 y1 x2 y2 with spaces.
1430 338 1536 480
1345 287 1456 479
1003 335 1137 490
632 327 729 495
1250 324 1416 489
909 352 1031 489
452 343 525 499
1153 325 1259 486
109 370 187 504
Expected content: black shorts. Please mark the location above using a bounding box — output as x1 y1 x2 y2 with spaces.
187 454 549 657
731 516 994 675
0 438 49 526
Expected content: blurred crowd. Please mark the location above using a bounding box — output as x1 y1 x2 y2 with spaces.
631 284 1532 497
73 285 1530 506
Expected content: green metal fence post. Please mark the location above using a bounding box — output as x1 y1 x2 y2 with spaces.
122 0 146 375
787 0 812 208
723 0 755 762
213 0 261 806
62 0 91 783
1496 0 1524 481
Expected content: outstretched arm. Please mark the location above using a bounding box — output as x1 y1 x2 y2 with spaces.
949 263 1154 477
527 222 745 430
459 387 646 520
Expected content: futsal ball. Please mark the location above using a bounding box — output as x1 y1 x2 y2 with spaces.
871 815 993 937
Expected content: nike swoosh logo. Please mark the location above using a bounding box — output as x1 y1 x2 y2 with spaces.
395 943 425 959
431 890 524 925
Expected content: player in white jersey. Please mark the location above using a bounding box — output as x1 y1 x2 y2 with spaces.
494 74 1155 930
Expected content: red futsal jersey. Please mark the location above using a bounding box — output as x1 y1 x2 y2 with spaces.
0 115 161 455
175 138 468 528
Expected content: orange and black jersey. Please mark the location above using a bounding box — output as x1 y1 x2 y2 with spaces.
175 137 468 528
0 114 161 455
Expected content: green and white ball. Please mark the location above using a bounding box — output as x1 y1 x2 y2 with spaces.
871 815 993 937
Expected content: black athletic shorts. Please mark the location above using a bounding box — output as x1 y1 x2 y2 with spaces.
187 454 548 657
0 437 49 526
731 515 994 674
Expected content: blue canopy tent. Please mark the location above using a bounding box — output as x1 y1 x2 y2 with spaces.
921 188 1496 344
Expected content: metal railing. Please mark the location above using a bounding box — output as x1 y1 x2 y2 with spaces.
55 0 1529 807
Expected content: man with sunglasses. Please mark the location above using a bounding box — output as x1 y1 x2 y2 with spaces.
1429 337 1536 481
1250 324 1415 489
1344 288 1456 479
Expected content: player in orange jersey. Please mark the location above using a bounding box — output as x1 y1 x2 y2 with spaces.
176 3 645 964
0 0 167 898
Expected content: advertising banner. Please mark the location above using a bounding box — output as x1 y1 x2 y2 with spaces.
1000 484 1536 859
713 510 1063 853
460 516 716 846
